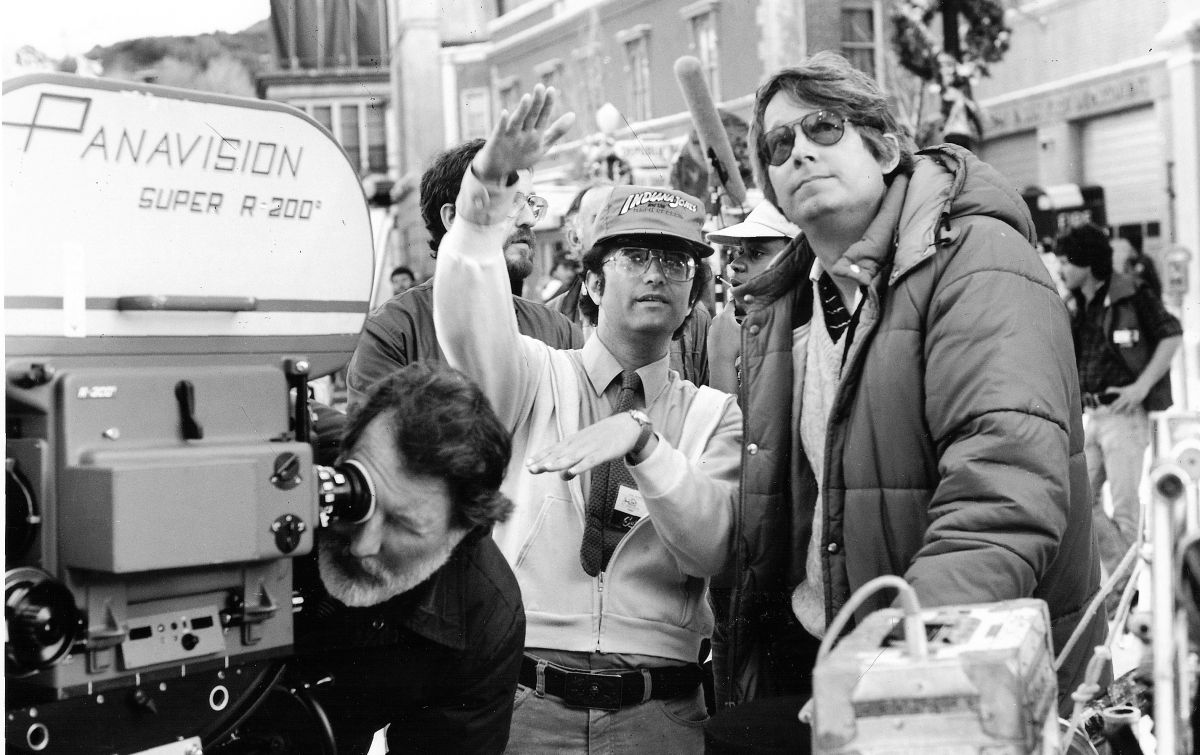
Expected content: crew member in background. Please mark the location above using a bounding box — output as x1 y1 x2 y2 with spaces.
549 183 714 385
389 265 416 296
433 85 741 752
1110 232 1163 300
1056 224 1182 609
539 254 581 302
721 52 1105 717
293 362 524 754
345 138 583 411
545 183 612 337
705 200 800 394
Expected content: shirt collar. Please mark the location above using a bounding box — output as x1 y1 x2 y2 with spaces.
582 335 671 405
808 258 863 309
392 529 484 651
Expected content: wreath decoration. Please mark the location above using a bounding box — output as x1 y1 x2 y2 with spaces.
891 0 1011 86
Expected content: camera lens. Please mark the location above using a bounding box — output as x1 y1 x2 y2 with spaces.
314 460 375 525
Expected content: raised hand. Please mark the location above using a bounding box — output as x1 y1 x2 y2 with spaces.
526 412 654 480
473 84 576 184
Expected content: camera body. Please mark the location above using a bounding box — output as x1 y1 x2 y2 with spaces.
4 74 374 753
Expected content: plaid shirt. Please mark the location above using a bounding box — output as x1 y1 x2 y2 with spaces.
1071 279 1181 394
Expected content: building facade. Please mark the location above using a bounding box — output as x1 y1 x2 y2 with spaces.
256 0 397 304
976 0 1200 408
383 0 892 297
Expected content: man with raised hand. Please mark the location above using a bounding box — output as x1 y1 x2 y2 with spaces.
433 85 741 752
345 138 582 411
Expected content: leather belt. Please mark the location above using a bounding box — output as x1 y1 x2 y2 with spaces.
519 655 702 711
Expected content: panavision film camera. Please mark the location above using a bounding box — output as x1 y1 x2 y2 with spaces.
5 74 377 754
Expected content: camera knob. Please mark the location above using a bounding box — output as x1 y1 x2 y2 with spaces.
270 452 303 490
270 513 306 553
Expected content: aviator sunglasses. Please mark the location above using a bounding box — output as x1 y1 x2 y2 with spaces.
603 247 697 282
763 110 849 166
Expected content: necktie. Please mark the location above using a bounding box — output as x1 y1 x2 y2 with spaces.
580 370 642 577
817 271 853 342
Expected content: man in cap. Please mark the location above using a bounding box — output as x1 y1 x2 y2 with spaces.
705 201 801 393
1056 224 1181 606
433 85 740 752
549 183 713 385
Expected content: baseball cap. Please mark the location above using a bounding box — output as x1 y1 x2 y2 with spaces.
589 185 713 260
706 201 801 246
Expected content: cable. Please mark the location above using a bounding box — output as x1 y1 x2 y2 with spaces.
1060 646 1112 755
815 575 927 665
1106 558 1144 649
1055 538 1141 672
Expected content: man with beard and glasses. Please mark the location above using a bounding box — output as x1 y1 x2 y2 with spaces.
292 361 524 755
345 138 583 412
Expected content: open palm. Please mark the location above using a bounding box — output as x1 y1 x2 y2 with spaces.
473 84 576 183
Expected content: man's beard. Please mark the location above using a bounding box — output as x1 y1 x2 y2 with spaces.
317 529 467 607
503 228 536 281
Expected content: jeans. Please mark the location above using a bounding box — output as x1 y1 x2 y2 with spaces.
504 651 708 754
1083 407 1150 583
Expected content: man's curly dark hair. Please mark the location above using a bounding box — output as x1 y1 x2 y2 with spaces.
420 138 486 256
341 361 514 529
1056 223 1114 280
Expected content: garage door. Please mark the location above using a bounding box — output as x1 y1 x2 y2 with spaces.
981 130 1039 194
1080 106 1166 230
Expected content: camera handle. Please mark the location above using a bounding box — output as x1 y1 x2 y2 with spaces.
285 359 313 443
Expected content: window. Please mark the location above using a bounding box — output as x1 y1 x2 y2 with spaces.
683 2 720 101
535 58 562 89
497 76 520 117
340 106 362 172
365 100 387 174
841 4 877 80
312 105 333 132
617 25 652 122
460 88 491 141
300 100 389 176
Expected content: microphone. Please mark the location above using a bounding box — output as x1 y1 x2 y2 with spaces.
673 55 747 206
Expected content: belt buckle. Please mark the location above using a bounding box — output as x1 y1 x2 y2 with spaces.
563 670 623 711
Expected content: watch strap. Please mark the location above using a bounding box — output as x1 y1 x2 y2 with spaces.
627 411 654 464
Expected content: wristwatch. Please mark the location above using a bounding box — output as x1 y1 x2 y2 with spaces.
626 409 654 465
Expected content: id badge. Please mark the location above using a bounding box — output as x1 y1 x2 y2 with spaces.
1112 329 1140 347
608 485 648 532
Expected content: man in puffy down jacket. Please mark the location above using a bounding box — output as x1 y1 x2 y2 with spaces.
715 51 1106 718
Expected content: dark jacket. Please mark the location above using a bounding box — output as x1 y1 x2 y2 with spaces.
346 280 583 410
720 145 1105 716
294 529 525 754
1074 272 1178 411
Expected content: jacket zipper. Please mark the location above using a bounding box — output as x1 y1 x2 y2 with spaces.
596 571 605 651
593 516 650 651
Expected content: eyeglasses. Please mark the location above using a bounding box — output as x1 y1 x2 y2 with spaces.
763 110 849 166
509 192 549 222
603 247 697 282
